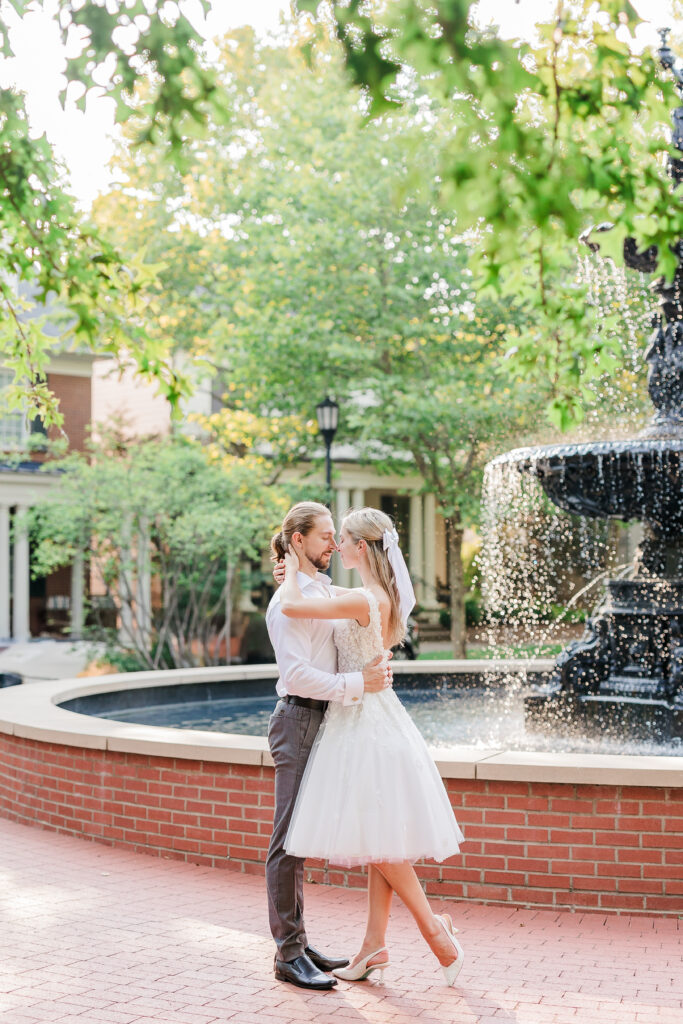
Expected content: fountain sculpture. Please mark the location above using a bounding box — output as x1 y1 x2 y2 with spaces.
492 31 683 740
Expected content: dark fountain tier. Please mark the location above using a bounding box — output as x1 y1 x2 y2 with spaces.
491 438 683 739
497 31 683 740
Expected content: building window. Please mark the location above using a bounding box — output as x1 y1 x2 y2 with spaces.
0 371 47 450
0 369 29 449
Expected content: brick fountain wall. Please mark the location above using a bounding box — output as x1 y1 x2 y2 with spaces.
1 733 681 916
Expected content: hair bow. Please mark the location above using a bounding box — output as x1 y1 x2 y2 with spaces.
382 527 416 623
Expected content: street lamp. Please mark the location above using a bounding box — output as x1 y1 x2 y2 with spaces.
316 396 339 502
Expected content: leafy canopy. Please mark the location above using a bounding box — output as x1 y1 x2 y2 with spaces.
95 27 546 508
0 1 228 428
297 0 683 427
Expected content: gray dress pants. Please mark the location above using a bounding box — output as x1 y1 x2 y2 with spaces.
266 698 326 962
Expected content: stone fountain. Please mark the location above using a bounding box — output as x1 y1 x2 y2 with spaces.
491 31 683 740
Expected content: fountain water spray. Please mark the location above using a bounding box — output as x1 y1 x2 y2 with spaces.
486 31 683 740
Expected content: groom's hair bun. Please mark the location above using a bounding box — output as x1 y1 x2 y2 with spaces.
271 530 287 560
270 501 330 561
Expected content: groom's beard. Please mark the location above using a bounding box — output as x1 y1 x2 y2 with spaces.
310 551 333 572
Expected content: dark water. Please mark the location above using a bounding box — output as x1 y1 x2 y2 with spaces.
96 686 683 756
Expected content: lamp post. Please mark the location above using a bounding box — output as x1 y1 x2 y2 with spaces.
316 396 339 504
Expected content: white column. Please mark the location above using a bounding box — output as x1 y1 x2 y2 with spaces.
423 492 439 610
70 552 84 639
0 503 10 640
334 487 351 587
12 505 30 642
409 493 425 604
335 486 351 525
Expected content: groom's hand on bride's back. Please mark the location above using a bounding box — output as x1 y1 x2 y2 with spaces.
362 652 393 692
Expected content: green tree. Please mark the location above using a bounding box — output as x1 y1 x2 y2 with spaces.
96 28 549 654
29 431 287 668
0 1 228 427
96 25 658 653
297 0 683 429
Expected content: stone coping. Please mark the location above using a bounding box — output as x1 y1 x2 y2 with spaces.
0 662 681 786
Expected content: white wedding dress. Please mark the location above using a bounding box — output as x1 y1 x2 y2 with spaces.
285 589 464 867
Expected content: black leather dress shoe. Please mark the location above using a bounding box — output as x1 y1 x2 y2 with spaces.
305 945 350 972
274 953 337 990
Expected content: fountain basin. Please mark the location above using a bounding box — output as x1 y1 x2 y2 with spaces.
57 662 683 755
492 438 683 537
526 683 683 741
1 664 682 916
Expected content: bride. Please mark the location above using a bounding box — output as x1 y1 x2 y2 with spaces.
278 506 465 986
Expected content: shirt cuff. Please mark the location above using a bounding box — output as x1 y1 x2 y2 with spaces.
342 672 364 706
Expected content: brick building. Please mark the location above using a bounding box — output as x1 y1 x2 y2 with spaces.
0 352 95 642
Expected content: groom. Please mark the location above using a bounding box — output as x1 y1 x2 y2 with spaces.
265 501 391 991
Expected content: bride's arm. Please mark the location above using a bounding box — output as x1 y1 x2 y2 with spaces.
272 561 352 596
281 590 370 623
280 550 370 624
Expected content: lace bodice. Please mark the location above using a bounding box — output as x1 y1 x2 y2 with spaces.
334 588 386 673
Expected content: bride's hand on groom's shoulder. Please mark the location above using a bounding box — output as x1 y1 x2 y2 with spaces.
283 547 299 574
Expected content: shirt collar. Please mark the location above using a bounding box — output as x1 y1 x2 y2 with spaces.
298 570 332 590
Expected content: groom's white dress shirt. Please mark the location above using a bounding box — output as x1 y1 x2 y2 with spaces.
266 570 364 705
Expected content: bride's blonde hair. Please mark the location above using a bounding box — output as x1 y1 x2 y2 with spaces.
342 507 407 646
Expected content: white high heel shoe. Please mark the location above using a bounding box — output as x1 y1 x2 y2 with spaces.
332 947 389 982
436 914 464 986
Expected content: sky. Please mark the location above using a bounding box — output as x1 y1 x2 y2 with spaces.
0 0 679 206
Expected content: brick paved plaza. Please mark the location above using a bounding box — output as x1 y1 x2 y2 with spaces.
1 818 681 1024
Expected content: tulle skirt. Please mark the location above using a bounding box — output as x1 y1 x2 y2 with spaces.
285 688 464 867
